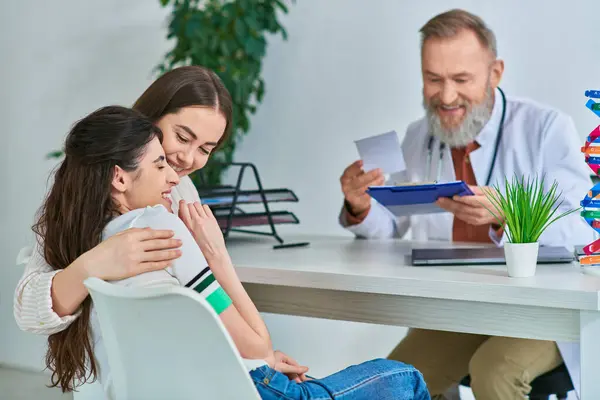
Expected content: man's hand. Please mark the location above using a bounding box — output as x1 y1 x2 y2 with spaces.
271 350 310 383
340 160 385 215
436 185 503 226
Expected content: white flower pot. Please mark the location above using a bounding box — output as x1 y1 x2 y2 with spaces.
504 242 539 278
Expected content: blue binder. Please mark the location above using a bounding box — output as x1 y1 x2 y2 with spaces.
367 181 474 216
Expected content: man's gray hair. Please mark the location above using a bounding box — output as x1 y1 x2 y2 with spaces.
420 9 497 57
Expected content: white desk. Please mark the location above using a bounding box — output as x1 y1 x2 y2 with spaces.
227 234 600 399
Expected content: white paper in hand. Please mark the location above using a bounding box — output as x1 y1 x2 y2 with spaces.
354 130 406 174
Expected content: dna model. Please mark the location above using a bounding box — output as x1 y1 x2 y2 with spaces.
579 90 600 271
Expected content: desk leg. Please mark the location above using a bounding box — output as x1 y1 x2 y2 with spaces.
580 310 600 399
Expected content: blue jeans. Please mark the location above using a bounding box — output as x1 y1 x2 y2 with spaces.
249 358 430 400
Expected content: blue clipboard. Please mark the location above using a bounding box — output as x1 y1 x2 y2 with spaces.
367 181 474 216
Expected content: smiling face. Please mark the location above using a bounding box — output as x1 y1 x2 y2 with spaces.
111 137 180 213
421 29 504 147
155 106 228 177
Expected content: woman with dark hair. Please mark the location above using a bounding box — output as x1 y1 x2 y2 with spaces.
39 105 429 399
15 66 232 335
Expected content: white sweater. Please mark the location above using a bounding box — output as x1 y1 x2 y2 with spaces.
13 176 201 335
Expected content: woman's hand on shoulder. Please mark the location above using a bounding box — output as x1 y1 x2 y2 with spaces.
178 200 228 259
81 228 182 281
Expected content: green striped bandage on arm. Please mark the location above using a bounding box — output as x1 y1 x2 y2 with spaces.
185 266 232 314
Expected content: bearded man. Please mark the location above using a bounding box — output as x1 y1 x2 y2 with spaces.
338 8 592 400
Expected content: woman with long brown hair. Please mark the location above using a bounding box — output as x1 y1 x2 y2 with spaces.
35 105 430 400
13 65 271 397
34 104 272 395
15 65 232 334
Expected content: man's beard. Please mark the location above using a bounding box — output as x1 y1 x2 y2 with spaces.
423 85 494 148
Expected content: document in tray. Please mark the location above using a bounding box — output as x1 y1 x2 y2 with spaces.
354 130 406 174
366 181 474 216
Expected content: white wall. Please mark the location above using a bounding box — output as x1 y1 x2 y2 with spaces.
2 0 600 385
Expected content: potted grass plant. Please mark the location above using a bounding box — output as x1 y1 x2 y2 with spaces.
482 175 578 277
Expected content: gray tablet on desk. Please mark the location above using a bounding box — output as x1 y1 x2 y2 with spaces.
411 246 574 266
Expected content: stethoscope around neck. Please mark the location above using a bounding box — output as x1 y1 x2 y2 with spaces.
424 87 507 187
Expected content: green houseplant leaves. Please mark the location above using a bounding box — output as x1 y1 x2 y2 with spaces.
482 175 579 243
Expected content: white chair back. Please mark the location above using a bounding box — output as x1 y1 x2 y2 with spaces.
83 277 261 400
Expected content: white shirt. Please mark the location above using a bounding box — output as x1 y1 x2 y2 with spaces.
92 205 266 399
13 176 200 334
340 88 594 249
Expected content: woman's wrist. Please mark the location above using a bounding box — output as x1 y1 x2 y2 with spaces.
50 255 93 316
205 250 233 268
264 350 276 368
74 250 97 280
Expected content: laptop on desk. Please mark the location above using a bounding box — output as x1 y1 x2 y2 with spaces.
411 246 574 266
